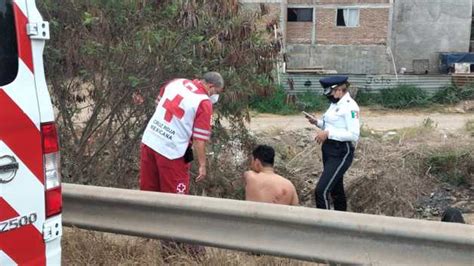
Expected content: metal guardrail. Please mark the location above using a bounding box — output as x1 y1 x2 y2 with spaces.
63 183 474 265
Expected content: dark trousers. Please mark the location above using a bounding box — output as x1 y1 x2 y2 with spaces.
315 140 354 211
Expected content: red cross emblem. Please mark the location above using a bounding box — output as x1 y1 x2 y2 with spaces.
177 183 186 194
163 95 185 122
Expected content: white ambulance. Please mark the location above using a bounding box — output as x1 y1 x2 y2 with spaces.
0 0 62 265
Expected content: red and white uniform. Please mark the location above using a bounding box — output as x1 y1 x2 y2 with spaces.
140 79 212 194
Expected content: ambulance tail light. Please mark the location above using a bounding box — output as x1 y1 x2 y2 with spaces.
41 122 62 218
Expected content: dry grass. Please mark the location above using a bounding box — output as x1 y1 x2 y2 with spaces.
347 119 473 217
392 117 437 143
62 119 474 264
258 119 472 217
466 119 474 137
346 137 435 217
62 228 320 265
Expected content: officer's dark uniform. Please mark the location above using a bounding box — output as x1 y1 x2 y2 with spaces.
314 76 360 211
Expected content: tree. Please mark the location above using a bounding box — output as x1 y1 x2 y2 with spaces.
39 0 280 189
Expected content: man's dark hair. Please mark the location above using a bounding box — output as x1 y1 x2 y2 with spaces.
441 207 465 224
252 145 275 167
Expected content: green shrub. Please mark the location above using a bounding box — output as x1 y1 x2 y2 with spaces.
295 90 327 112
380 85 431 109
426 150 474 186
355 89 380 106
431 85 462 104
249 86 295 114
458 84 474 100
250 87 327 114
431 84 474 104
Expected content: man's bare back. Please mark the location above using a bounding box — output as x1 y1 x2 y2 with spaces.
244 170 299 206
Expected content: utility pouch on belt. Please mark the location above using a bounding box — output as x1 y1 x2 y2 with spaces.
184 146 194 163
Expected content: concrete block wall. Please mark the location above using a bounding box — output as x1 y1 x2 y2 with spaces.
286 44 391 73
391 0 472 74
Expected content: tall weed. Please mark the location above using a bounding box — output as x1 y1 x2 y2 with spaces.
431 85 464 104
249 87 327 114
295 90 327 112
426 149 473 186
355 89 380 106
380 85 431 109
249 85 295 114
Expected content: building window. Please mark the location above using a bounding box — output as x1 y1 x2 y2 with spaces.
288 8 313 22
336 8 359 27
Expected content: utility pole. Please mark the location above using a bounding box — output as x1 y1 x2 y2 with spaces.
280 0 287 75
280 0 287 52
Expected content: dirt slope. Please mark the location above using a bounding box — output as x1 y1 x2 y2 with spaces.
248 108 473 133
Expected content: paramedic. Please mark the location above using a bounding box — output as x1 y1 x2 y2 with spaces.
140 72 224 194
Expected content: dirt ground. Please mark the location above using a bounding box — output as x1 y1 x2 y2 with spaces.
247 107 473 133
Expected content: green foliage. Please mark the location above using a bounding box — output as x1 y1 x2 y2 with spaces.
358 83 474 108
249 86 295 114
457 84 474 100
431 85 463 104
420 82 474 105
38 0 280 186
380 85 431 109
355 89 380 106
426 149 473 186
296 90 328 112
249 87 327 114
357 83 474 108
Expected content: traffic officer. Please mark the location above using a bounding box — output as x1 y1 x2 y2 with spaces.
305 75 360 211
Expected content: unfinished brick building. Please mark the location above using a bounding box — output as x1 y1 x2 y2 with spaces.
241 0 472 74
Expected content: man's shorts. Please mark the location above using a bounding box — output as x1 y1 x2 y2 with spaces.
140 144 190 194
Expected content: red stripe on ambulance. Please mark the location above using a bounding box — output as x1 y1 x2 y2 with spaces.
0 227 46 266
0 198 18 221
13 2 34 73
0 199 45 266
0 90 43 184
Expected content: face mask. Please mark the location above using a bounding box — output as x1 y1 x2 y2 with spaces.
326 95 339 104
209 94 220 104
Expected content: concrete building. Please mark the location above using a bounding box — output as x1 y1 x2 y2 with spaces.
240 0 473 74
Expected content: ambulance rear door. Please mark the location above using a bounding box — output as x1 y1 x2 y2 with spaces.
0 0 54 264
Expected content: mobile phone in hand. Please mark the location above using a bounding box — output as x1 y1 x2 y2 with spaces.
302 111 316 120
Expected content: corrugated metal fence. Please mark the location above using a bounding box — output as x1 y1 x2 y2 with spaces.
281 73 453 95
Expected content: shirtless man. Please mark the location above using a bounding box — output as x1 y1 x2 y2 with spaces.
243 145 299 206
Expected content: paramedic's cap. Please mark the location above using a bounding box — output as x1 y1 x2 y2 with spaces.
319 75 348 95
